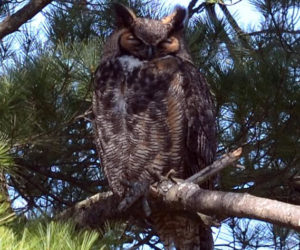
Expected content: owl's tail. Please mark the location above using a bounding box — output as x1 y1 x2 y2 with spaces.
152 212 213 250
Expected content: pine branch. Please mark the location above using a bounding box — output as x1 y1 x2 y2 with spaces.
218 3 253 51
0 0 53 40
205 3 249 64
14 158 108 193
188 0 206 18
247 29 300 36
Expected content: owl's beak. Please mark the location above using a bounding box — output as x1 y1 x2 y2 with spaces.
147 46 156 59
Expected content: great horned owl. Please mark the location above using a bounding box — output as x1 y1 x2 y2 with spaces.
92 3 216 249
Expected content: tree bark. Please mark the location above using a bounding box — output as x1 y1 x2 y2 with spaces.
0 0 53 40
152 180 300 232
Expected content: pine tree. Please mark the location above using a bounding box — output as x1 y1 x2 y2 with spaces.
0 0 299 248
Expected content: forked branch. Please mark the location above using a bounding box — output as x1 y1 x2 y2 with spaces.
0 0 53 40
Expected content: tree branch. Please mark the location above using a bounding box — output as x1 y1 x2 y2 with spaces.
151 181 300 232
0 0 53 40
188 0 206 18
58 150 300 233
57 191 124 228
218 3 253 51
247 29 300 36
218 0 242 6
14 158 108 193
186 147 242 184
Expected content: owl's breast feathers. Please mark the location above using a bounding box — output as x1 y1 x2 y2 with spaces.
93 55 216 196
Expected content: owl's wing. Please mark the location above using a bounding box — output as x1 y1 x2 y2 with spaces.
183 63 217 177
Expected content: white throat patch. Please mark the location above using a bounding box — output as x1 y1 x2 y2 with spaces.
118 55 144 72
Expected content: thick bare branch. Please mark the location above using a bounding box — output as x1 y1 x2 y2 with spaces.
59 181 300 232
152 181 300 232
0 0 53 40
59 158 300 233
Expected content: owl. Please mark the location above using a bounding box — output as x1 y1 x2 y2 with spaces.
92 3 216 249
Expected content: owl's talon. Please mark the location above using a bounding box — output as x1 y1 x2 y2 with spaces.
162 169 182 184
165 169 182 184
148 168 178 183
165 169 176 179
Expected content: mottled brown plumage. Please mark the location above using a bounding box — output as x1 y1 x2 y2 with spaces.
92 4 216 249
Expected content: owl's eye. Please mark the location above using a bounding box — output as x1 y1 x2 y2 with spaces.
123 33 142 45
158 36 180 53
120 32 144 54
159 37 176 47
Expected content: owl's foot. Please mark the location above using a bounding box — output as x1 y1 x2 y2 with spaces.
117 169 181 216
165 169 176 179
118 180 151 216
152 168 182 184
148 168 181 184
165 169 182 184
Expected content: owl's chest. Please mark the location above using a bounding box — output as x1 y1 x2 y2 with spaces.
100 56 174 116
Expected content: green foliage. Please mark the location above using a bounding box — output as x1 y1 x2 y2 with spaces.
0 200 127 249
0 137 15 224
0 220 106 250
0 196 15 227
0 138 12 171
0 37 105 212
0 198 128 250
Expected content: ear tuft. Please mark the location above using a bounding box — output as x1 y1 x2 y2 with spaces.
162 6 187 30
113 3 136 28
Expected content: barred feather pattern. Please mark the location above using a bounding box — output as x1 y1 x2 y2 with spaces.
151 212 214 250
92 55 216 249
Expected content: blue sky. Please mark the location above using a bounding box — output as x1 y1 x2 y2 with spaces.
30 0 262 31
164 0 262 29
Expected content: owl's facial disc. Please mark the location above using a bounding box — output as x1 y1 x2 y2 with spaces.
120 31 180 60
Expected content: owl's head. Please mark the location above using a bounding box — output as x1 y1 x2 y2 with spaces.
112 3 188 60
